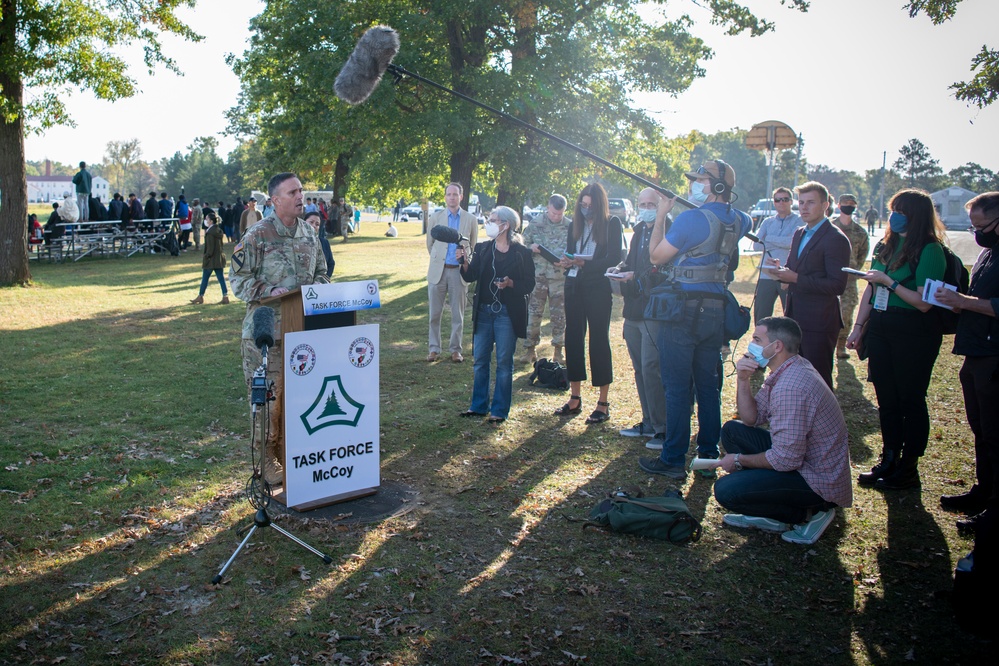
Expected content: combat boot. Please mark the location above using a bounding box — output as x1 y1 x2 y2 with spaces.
521 346 537 365
876 453 921 490
858 448 897 486
553 345 564 364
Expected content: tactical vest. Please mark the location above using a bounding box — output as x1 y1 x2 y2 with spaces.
662 209 738 284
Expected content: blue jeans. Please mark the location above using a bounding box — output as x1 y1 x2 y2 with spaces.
470 304 517 418
658 302 724 466
199 268 228 296
713 420 834 524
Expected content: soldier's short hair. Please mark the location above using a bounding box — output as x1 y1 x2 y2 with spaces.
548 194 567 210
268 172 299 197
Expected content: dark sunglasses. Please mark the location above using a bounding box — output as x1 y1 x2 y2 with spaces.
773 197 791 203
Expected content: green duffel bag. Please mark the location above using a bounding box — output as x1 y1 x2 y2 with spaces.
586 492 702 545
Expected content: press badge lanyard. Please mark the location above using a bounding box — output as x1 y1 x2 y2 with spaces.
567 226 592 279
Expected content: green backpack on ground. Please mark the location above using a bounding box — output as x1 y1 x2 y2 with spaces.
586 491 702 545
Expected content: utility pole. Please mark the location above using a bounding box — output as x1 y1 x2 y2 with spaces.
879 151 886 228
793 133 803 188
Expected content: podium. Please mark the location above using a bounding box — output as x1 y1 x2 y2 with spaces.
261 281 382 511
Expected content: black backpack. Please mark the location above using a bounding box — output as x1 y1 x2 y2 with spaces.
906 243 969 334
529 358 569 391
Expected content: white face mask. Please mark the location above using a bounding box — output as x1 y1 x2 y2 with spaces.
689 181 709 205
485 222 501 239
637 208 657 223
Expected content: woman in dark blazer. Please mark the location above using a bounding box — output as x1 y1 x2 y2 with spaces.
456 206 536 423
556 182 623 424
189 212 229 304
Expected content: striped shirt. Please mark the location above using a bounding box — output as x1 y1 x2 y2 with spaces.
756 355 853 508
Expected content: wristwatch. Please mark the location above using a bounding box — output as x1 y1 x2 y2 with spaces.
733 453 743 471
886 280 899 292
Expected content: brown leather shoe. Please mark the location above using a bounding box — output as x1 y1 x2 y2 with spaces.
427 352 439 362
189 295 204 304
451 352 464 363
219 296 230 304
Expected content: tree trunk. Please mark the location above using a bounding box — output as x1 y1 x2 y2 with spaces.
0 71 30 286
449 146 475 210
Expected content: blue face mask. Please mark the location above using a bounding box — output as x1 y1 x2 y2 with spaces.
579 206 590 219
637 208 657 223
746 340 775 367
889 211 908 234
689 181 709 205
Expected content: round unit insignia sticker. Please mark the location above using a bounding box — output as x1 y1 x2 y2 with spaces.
348 337 375 368
289 344 317 376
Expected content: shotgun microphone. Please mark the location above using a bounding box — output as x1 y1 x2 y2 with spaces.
430 224 468 245
745 232 761 243
334 26 401 105
252 306 276 350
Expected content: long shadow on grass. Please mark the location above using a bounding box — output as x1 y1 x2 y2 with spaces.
851 491 980 663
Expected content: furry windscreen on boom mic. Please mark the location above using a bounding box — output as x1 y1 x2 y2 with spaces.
334 25 400 105
430 224 467 245
252 306 276 350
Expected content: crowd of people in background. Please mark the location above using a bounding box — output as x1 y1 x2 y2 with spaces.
419 162 998 552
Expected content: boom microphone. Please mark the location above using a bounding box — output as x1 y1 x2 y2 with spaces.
430 224 468 246
745 232 761 244
253 306 276 350
334 26 694 209
334 26 401 105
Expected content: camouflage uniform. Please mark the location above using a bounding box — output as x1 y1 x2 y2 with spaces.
521 212 571 349
229 215 329 483
835 218 870 353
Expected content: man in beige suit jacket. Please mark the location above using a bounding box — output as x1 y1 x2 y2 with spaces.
427 182 479 362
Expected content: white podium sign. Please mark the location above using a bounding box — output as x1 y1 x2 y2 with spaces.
301 280 381 316
283 324 380 508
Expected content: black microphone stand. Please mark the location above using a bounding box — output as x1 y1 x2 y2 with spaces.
211 341 332 584
386 63 696 210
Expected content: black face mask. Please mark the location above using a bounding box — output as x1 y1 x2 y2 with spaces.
840 205 856 216
974 226 999 249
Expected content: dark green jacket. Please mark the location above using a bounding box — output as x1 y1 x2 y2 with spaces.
202 224 226 270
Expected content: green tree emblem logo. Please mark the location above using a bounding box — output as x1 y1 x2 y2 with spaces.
300 376 364 434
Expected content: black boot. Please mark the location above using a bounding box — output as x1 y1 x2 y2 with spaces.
858 449 898 486
941 486 989 514
875 453 921 490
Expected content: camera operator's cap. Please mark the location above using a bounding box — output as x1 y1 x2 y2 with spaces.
839 193 858 204
684 160 736 188
63 191 71 197
248 197 256 202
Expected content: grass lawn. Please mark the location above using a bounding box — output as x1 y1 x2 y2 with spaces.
0 223 990 664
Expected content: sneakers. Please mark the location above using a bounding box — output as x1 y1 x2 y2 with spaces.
644 433 666 450
723 514 789 533
781 509 836 545
619 422 651 438
638 457 687 480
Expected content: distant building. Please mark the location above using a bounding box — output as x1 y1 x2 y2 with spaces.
931 186 977 230
27 160 110 203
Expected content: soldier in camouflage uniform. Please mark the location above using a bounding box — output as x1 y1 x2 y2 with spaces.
833 193 870 358
520 194 572 364
229 172 330 485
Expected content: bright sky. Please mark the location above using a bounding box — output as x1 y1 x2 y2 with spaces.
23 0 999 177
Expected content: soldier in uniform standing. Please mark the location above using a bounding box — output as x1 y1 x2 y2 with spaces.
229 172 330 485
833 193 870 358
520 194 571 364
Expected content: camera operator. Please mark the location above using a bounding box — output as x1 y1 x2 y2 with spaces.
229 172 330 485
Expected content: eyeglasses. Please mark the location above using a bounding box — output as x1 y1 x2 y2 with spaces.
773 197 791 203
968 216 999 234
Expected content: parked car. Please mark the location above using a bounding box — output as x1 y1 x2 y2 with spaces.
400 201 437 221
607 198 635 227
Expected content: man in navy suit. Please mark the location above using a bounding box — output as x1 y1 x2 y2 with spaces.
764 181 850 389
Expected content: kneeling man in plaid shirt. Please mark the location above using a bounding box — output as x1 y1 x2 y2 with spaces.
709 316 853 545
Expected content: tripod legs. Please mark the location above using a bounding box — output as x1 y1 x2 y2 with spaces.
211 508 333 584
